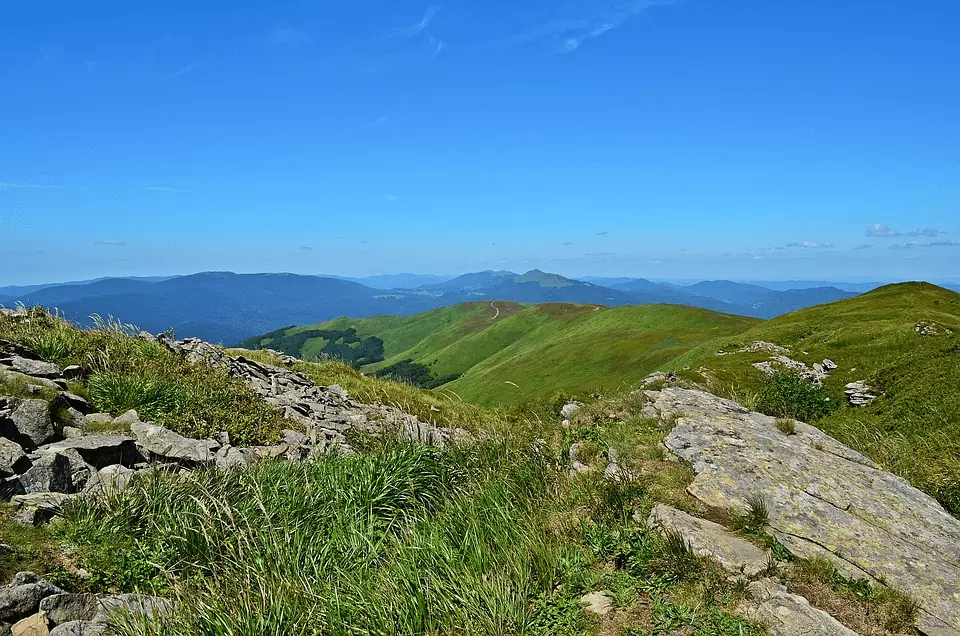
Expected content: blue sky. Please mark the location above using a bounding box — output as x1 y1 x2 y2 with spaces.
2 0 958 285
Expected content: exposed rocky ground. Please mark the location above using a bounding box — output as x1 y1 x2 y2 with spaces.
641 386 960 636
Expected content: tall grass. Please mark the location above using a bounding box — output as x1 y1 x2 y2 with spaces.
61 440 570 635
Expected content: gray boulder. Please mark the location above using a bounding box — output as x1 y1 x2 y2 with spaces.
130 422 218 465
649 386 960 636
94 594 171 624
0 574 61 622
10 493 75 526
50 621 107 635
19 454 71 494
744 578 856 636
0 399 59 449
0 439 30 478
38 436 143 469
53 393 93 416
560 402 581 419
40 593 99 626
111 410 139 427
0 356 60 379
83 465 135 495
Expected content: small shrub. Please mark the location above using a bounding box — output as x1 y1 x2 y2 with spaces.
776 418 797 435
646 530 702 583
732 494 769 535
756 372 836 422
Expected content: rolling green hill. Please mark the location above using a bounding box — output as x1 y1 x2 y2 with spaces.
666 282 960 512
240 301 759 405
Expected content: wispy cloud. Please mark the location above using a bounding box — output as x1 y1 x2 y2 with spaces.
269 27 313 48
167 62 202 79
388 5 439 40
144 186 190 193
0 181 60 190
890 240 960 250
561 241 574 246
300 245 313 251
367 116 389 126
785 241 834 249
385 194 401 203
852 243 875 250
865 223 946 238
596 231 608 236
490 0 671 53
94 239 125 246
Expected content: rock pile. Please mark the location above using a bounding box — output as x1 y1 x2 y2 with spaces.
0 334 467 527
0 572 168 635
752 355 837 384
844 380 878 406
157 336 468 451
644 386 960 636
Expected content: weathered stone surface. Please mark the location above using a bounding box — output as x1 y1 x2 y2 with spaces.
48 621 105 636
83 465 135 495
10 612 48 636
560 403 581 419
80 414 112 429
0 439 30 478
10 493 75 526
39 594 98 626
744 579 856 636
37 436 142 469
19 455 71 494
0 357 60 379
48 621 104 636
111 410 139 427
93 595 170 624
844 381 878 407
0 575 60 622
0 400 58 449
579 591 614 617
130 422 218 465
650 387 960 636
647 504 771 577
52 394 92 416
214 445 247 470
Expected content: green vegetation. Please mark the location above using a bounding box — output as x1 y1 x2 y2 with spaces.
243 302 758 405
0 308 287 445
756 372 836 422
0 305 929 634
668 282 960 514
238 326 384 368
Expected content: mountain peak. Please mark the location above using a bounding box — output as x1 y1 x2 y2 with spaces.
514 269 575 288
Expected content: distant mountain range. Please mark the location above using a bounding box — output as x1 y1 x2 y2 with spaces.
1 270 866 344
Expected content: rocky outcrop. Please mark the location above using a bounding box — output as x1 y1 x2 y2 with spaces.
647 386 960 636
743 578 857 636
752 355 837 384
130 422 218 466
647 504 771 578
843 381 878 406
0 573 168 634
0 399 59 449
159 338 468 452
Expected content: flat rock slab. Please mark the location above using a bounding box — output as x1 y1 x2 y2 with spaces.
38 436 142 469
650 387 960 636
647 504 771 577
130 422 218 464
744 578 856 636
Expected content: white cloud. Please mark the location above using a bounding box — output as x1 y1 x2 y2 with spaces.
94 239 125 246
785 241 834 249
144 186 190 193
866 223 946 238
385 194 401 203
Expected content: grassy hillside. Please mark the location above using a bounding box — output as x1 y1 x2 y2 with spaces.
243 302 759 405
667 282 960 512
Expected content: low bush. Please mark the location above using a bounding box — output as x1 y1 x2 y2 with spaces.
756 372 837 422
